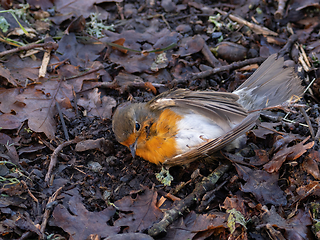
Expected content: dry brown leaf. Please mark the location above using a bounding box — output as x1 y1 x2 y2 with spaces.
144 82 157 94
0 65 18 86
114 188 163 232
259 206 313 239
236 164 287 206
264 137 313 173
77 88 116 119
52 196 119 240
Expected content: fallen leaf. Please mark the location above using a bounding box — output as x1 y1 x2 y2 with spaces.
56 33 105 67
77 88 116 119
52 196 119 240
0 133 19 165
296 181 320 198
259 206 312 239
114 188 163 232
302 154 320 180
162 211 228 240
176 35 205 57
236 164 287 206
264 137 313 173
0 114 22 130
0 65 18 86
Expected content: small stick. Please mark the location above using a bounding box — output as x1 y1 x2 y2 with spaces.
39 49 51 78
160 14 172 31
64 66 103 81
214 8 278 36
40 186 63 237
116 2 124 20
55 101 69 140
21 180 38 203
258 124 285 135
274 0 287 20
201 41 221 67
265 224 286 240
189 56 266 81
72 89 79 117
314 117 320 140
148 162 231 237
80 80 165 94
278 34 297 57
0 42 58 58
45 138 83 184
298 106 315 139
37 136 69 161
299 44 311 68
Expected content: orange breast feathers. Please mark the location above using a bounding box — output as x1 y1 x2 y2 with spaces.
135 109 182 164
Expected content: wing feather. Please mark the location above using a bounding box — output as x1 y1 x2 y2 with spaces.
148 89 248 129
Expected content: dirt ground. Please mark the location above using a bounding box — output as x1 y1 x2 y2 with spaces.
0 0 320 239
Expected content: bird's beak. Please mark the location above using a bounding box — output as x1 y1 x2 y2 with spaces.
129 139 138 158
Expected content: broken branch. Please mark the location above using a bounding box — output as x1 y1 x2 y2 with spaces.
148 162 231 237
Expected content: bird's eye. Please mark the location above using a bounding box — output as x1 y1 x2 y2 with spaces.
135 122 141 131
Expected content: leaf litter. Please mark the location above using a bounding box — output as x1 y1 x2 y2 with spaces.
0 0 320 239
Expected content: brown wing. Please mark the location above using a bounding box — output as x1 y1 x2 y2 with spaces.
147 89 248 131
163 112 259 166
233 53 304 110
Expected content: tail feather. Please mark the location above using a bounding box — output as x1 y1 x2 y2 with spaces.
233 54 304 111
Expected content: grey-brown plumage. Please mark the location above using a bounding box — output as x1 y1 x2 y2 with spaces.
233 54 304 110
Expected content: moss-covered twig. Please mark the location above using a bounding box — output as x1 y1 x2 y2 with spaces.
148 162 231 237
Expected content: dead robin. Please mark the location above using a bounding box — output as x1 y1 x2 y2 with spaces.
112 54 304 166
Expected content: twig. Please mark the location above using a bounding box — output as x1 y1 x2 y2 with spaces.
116 2 124 20
0 42 58 58
248 103 304 114
64 66 104 81
45 138 83 185
55 102 69 141
185 56 266 82
282 118 309 128
265 224 286 240
39 49 51 78
197 179 228 212
160 14 172 31
201 41 221 67
148 162 231 237
17 231 33 240
38 136 69 161
72 89 79 117
80 80 165 94
298 106 315 139
214 8 278 36
303 76 315 96
40 186 63 238
299 54 310 72
21 180 38 203
299 44 311 68
315 117 320 140
274 0 287 20
258 124 285 135
278 34 297 57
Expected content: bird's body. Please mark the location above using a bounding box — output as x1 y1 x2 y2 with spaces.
112 54 304 166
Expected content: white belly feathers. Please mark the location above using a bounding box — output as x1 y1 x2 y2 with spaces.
175 113 228 153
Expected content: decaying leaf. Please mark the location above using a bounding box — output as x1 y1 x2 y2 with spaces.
236 164 287 206
259 206 313 239
264 136 313 173
114 188 163 232
52 196 119 240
